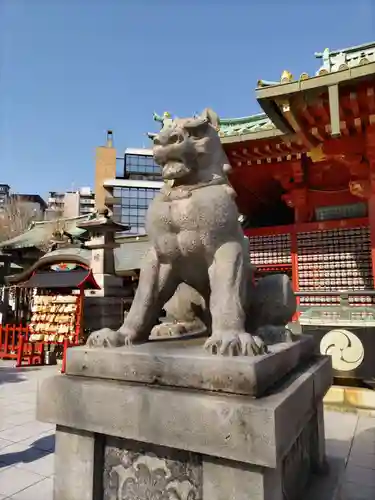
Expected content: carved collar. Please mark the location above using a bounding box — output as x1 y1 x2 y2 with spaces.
160 177 229 201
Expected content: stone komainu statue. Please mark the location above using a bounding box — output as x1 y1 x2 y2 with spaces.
87 109 296 355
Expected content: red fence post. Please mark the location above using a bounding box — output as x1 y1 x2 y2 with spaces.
3 325 9 356
16 335 24 367
61 338 69 374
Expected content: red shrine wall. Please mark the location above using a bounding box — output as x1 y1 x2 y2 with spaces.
238 127 375 309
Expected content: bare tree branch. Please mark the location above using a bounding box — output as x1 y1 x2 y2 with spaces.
0 196 39 243
0 198 73 253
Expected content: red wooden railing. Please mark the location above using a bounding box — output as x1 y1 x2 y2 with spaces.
0 323 80 373
0 324 30 360
16 336 80 373
3 291 85 373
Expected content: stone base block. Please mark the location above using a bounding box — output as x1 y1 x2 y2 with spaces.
37 347 332 500
65 335 315 398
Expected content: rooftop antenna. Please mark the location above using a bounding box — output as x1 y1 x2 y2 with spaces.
106 130 113 148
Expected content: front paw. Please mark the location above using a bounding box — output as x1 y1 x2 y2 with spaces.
117 326 148 346
86 328 125 348
204 331 267 356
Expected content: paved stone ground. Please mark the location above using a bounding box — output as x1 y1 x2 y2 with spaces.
0 361 375 499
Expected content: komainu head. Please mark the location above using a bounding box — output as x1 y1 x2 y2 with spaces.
153 108 231 183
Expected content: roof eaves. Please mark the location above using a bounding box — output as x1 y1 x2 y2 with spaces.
315 41 375 58
220 113 269 126
0 213 94 250
219 114 277 139
256 61 375 99
32 213 94 227
221 128 285 144
258 40 375 90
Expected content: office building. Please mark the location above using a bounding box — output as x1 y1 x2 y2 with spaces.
0 184 10 209
46 187 95 220
95 134 162 235
0 184 46 219
11 194 47 220
110 148 162 234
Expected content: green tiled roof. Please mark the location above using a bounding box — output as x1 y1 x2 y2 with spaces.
257 40 375 88
219 113 276 138
151 111 276 140
0 214 93 250
315 42 375 75
315 41 375 75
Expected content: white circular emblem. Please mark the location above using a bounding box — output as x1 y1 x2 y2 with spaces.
320 329 364 372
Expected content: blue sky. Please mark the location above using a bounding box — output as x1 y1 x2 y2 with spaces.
0 0 374 199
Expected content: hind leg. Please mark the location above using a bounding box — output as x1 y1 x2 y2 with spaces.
151 283 207 338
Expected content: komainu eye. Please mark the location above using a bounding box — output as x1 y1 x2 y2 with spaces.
185 122 207 139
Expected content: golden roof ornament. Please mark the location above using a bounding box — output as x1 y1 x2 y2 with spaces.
307 144 326 163
281 70 293 84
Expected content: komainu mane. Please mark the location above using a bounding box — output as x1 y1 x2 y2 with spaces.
87 109 296 355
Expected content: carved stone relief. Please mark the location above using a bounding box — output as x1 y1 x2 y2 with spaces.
104 437 202 500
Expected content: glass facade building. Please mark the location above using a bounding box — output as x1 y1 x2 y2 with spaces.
124 153 161 181
112 186 160 234
109 149 163 234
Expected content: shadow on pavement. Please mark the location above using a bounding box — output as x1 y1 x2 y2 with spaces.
306 421 375 500
305 444 347 500
0 366 27 385
0 434 55 469
0 364 45 385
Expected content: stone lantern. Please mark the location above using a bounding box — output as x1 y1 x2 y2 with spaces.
77 209 129 330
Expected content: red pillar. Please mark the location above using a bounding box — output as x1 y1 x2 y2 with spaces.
366 127 375 285
283 187 311 224
369 197 375 285
282 187 311 320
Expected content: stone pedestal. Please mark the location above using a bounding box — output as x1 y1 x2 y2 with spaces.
37 336 332 500
85 245 126 330
83 296 124 331
78 212 129 332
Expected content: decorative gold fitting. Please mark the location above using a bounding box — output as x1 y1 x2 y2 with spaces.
281 70 293 84
307 144 326 163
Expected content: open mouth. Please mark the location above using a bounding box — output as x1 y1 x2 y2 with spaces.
162 161 191 180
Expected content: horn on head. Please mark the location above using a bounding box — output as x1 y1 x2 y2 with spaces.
201 108 220 129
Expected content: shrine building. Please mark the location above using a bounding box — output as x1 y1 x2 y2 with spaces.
97 41 375 311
